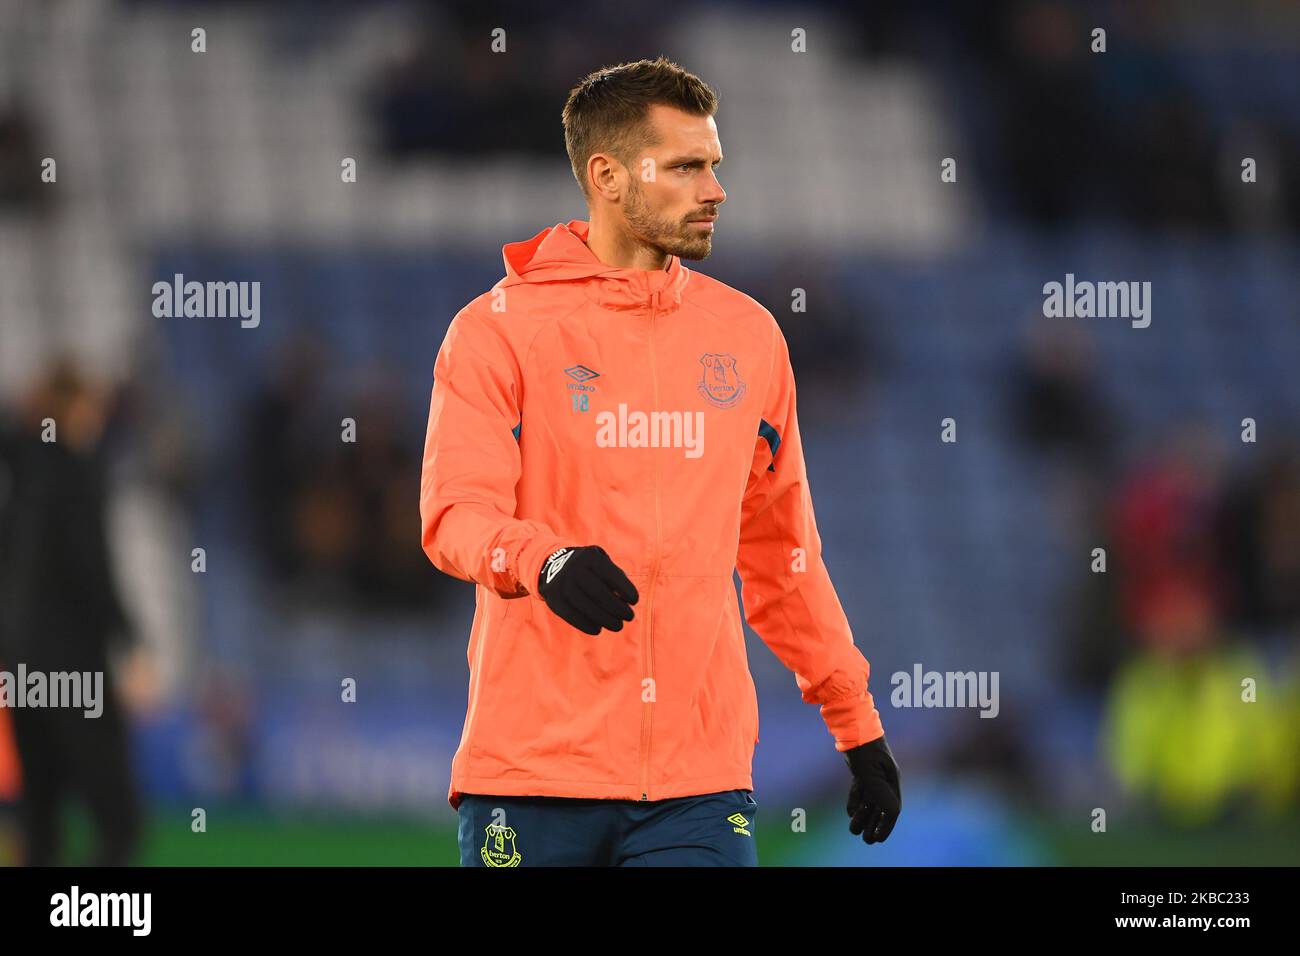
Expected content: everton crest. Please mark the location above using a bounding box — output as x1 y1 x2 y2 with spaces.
698 353 746 408
481 823 522 867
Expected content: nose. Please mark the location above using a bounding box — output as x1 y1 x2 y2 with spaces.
701 168 726 207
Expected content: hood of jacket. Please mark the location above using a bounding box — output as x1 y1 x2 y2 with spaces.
498 219 690 315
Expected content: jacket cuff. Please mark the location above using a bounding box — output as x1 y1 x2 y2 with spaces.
518 534 581 600
821 691 885 752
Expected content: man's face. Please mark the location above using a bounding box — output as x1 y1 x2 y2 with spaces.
622 104 726 261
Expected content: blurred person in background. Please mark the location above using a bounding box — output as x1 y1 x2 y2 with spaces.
0 359 147 865
242 338 452 613
244 334 329 589
1008 319 1116 475
0 96 50 216
0 703 18 864
1013 319 1124 691
1109 424 1230 653
1098 424 1300 824
1101 589 1299 826
1217 442 1300 643
1008 317 1118 549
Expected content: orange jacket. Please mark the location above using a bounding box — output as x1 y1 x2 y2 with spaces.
421 220 885 809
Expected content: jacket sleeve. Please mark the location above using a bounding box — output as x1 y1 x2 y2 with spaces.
420 305 578 599
735 317 885 751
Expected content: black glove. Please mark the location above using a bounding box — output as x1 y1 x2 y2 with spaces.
536 545 639 635
843 734 902 844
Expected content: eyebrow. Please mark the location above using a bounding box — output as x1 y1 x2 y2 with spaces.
665 155 723 166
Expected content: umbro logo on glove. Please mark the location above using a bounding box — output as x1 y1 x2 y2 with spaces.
537 545 640 635
544 547 575 585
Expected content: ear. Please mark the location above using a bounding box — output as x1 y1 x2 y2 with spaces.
588 152 625 202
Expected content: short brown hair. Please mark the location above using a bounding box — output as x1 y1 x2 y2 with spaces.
562 56 719 200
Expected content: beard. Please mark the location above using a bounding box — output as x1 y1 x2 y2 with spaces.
624 180 714 261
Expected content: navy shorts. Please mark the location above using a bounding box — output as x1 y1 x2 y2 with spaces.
457 789 759 867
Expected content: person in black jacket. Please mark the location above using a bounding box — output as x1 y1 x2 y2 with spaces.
0 360 143 866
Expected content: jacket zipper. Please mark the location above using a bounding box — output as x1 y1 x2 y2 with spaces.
639 287 663 801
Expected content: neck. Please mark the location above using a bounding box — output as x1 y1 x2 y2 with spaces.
585 212 671 272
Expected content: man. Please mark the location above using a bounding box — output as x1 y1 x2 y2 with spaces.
420 56 900 867
0 362 144 865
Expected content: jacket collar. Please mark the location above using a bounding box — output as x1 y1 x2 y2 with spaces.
500 220 689 316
